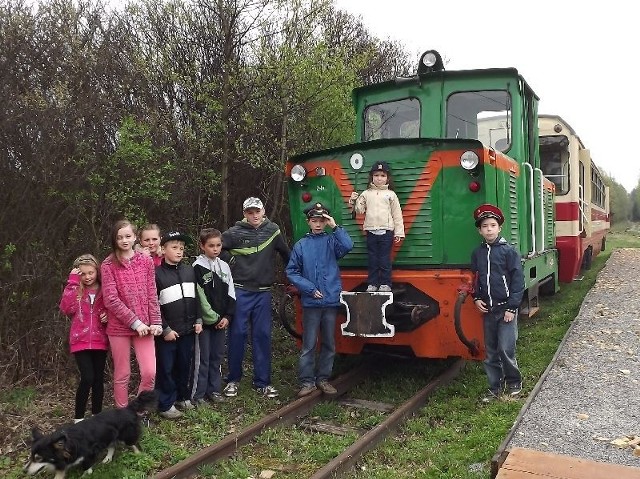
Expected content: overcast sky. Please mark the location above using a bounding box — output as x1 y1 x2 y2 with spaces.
334 0 637 192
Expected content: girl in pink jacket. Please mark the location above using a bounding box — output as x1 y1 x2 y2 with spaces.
101 220 162 408
59 254 108 422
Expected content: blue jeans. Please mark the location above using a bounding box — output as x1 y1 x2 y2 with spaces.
299 307 337 386
155 334 194 412
192 324 226 399
227 289 273 388
483 309 522 392
366 231 393 287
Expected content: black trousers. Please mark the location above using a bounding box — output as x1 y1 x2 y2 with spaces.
73 349 107 419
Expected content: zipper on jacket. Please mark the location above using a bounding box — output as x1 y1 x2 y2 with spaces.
502 275 510 297
485 244 492 307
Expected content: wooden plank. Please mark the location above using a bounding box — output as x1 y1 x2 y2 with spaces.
339 398 394 413
496 448 640 479
301 421 364 436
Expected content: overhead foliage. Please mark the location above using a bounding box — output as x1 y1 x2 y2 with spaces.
0 0 413 381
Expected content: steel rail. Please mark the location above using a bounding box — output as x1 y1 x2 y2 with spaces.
152 363 369 479
309 358 465 479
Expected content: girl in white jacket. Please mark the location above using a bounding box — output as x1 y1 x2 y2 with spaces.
349 161 405 292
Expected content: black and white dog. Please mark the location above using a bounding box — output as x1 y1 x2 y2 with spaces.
24 390 157 479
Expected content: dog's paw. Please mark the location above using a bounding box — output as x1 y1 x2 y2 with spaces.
102 446 115 464
81 467 94 475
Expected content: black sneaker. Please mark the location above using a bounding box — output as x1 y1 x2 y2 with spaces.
481 389 501 403
507 383 522 396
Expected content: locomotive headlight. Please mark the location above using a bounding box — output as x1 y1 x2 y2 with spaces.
290 164 307 182
460 151 479 170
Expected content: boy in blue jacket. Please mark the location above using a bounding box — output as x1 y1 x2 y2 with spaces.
286 203 353 397
470 204 525 403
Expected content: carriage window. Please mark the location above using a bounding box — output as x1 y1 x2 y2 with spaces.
539 135 570 195
364 98 420 141
448 90 512 151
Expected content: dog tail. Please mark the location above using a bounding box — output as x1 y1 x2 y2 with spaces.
128 390 158 413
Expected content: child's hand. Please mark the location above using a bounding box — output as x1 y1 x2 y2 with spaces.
150 324 163 336
100 312 108 323
70 268 80 275
473 299 488 313
164 330 179 341
135 324 151 337
504 311 515 323
349 192 359 203
323 214 337 229
194 323 203 334
312 289 323 299
216 317 229 329
394 236 402 244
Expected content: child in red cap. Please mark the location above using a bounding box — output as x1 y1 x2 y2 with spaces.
471 204 525 403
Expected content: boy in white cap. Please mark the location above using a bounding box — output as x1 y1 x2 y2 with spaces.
471 204 524 402
221 197 290 398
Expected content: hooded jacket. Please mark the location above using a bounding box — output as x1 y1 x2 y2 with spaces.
59 273 109 353
193 255 236 325
155 259 202 336
101 251 161 336
354 184 405 237
286 227 353 308
471 236 525 313
221 218 290 291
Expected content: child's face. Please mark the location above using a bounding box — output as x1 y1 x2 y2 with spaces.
140 229 161 255
116 226 136 253
200 236 222 259
478 218 501 243
163 240 185 265
372 171 388 187
243 207 265 228
79 264 98 287
307 217 328 234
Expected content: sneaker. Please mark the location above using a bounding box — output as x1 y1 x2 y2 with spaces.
73 418 84 424
223 382 238 397
317 380 338 395
175 400 195 410
159 405 183 419
378 284 392 292
207 393 225 403
255 385 279 398
366 285 377 292
507 383 522 396
297 384 317 397
192 398 208 407
481 389 501 403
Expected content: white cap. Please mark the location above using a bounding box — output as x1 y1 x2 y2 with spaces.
243 197 264 210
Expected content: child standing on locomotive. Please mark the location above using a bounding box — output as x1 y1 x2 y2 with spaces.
285 203 353 397
349 161 404 292
470 204 525 402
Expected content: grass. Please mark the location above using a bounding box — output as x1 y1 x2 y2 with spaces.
3 228 640 478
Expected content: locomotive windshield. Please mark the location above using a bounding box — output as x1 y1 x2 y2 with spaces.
447 90 512 151
363 98 420 140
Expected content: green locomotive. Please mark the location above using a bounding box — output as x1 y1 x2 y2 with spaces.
286 50 557 359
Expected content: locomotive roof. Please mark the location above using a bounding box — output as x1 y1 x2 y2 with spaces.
353 67 540 102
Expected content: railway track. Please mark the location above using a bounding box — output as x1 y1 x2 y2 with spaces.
152 358 465 479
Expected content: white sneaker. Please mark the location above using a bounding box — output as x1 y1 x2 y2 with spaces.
366 285 377 292
159 405 183 419
378 285 392 292
175 400 195 410
223 382 238 397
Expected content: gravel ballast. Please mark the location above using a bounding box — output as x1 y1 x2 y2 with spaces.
505 248 640 467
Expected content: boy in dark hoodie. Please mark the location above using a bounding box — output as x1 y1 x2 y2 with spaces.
155 231 202 419
470 204 525 403
191 228 236 406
